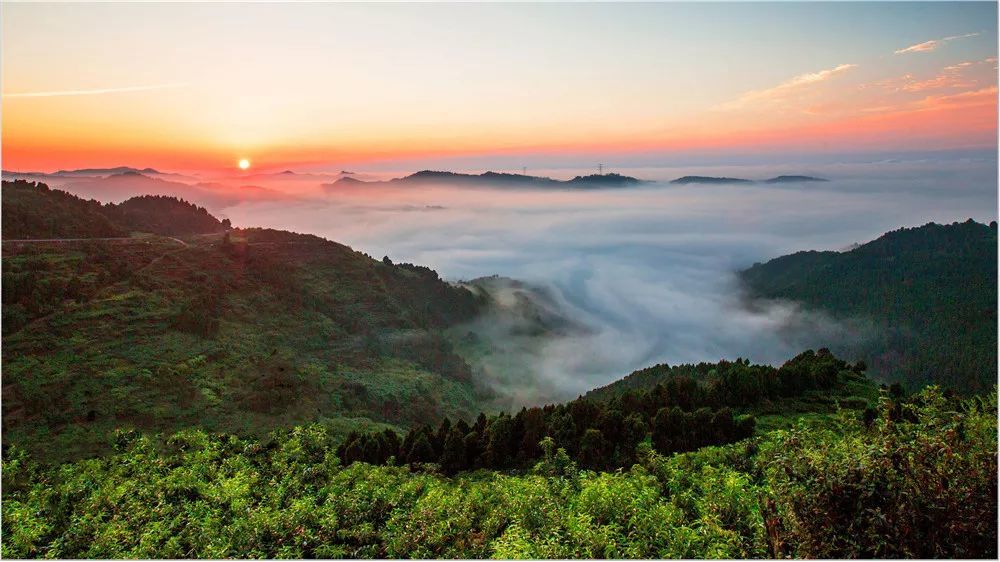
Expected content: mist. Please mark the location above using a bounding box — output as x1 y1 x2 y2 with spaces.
202 157 996 405
18 157 996 405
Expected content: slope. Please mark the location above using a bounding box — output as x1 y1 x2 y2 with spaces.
740 220 997 393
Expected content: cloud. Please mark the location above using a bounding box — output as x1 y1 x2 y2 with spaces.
215 160 997 405
894 32 980 55
4 83 185 98
715 64 857 110
865 58 993 97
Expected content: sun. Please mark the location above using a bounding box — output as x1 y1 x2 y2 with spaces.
238 158 250 170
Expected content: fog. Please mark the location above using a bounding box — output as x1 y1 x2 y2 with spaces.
21 156 997 406
22 158 996 405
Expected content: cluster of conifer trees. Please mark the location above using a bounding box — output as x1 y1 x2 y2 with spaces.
338 349 859 474
338 403 752 474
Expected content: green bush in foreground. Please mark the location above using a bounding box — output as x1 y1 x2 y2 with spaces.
2 387 995 559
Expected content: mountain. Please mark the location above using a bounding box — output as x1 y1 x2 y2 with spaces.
670 175 754 184
2 180 230 239
670 175 829 184
331 170 643 188
2 227 487 461
52 166 162 177
740 220 998 393
1 179 126 239
763 175 828 183
2 170 286 211
104 195 231 236
566 173 641 187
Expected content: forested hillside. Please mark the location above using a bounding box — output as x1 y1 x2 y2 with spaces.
103 194 230 236
337 349 870 474
2 179 126 239
740 220 997 394
2 225 486 461
2 180 229 238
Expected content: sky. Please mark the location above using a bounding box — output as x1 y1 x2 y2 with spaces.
1 2 997 174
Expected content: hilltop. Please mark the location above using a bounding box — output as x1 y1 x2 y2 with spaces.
670 176 754 184
330 170 642 188
1 180 126 239
1 182 490 460
2 180 228 238
741 220 998 393
670 175 828 185
763 175 828 183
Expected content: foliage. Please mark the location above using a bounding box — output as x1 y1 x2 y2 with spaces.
2 227 485 461
2 180 125 239
741 220 998 394
3 387 994 559
337 351 880 474
759 387 997 558
103 195 229 236
2 180 227 239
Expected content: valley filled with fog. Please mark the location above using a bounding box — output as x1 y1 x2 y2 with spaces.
31 157 1000 404
215 158 996 403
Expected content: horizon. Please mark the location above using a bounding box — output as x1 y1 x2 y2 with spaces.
2 2 997 176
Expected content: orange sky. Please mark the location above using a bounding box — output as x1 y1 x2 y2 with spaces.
2 3 996 174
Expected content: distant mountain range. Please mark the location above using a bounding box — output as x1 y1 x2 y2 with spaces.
328 170 644 189
671 175 828 185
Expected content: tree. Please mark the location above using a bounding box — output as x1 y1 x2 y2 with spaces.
440 428 466 475
620 412 647 466
578 428 607 470
484 415 513 469
406 432 435 465
652 406 684 454
463 431 483 469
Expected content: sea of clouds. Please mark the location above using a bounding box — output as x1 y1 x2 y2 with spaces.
213 157 997 404
34 157 998 405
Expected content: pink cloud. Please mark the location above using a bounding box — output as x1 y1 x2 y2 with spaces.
894 32 979 54
715 63 857 110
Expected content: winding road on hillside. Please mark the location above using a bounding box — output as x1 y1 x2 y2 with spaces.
2 236 188 246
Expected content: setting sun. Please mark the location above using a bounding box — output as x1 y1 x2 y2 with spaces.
238 158 250 170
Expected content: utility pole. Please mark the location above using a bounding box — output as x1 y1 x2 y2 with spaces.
598 163 603 175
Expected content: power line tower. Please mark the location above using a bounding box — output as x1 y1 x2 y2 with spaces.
598 163 604 175
522 166 527 176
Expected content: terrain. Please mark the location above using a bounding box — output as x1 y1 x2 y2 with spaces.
670 175 827 185
2 180 489 460
3 385 994 558
328 170 643 189
741 220 998 394
1 177 996 559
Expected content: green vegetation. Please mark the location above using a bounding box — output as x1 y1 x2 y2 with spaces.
2 226 485 461
340 350 867 473
2 181 996 558
3 386 994 558
103 194 230 236
2 180 125 239
2 180 228 238
741 220 998 394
